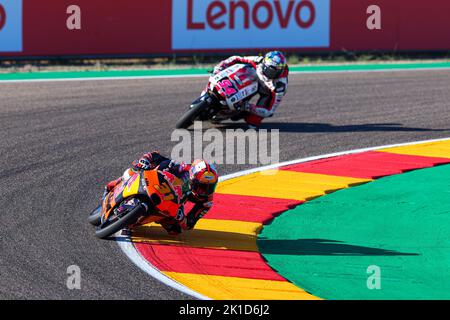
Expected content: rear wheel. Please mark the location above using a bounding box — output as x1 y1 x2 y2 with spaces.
95 199 147 239
176 99 211 129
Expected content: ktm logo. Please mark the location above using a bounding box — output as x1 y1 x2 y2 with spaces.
0 4 6 31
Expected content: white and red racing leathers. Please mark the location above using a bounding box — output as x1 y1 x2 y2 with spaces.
214 55 289 126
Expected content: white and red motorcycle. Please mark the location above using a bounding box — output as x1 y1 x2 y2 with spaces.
176 63 259 129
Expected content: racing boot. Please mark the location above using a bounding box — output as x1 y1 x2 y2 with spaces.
161 221 182 236
230 111 245 122
245 114 263 130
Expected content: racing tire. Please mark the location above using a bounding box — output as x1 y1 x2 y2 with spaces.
175 99 210 129
94 203 147 239
88 205 102 226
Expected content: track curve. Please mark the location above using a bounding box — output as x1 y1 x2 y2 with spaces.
1 70 449 299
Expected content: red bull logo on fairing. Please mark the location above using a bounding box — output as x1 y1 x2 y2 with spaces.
172 0 330 50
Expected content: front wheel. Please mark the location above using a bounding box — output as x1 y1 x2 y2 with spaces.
88 205 102 226
176 99 211 129
95 199 147 239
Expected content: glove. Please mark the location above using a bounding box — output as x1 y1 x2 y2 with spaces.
133 151 161 170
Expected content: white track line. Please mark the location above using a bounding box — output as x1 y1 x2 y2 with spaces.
117 238 210 300
118 136 450 299
1 66 449 83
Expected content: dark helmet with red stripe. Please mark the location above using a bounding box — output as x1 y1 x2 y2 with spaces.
189 160 219 200
262 51 287 79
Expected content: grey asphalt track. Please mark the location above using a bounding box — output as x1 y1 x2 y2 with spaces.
0 70 449 299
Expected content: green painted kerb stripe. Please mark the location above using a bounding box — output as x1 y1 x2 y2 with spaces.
259 164 450 300
1 62 450 81
0 68 210 81
292 61 450 72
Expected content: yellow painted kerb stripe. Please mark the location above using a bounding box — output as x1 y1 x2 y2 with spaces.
216 169 370 200
379 140 450 159
163 272 320 300
132 219 262 252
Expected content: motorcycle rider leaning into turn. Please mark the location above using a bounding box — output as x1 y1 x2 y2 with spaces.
210 51 289 128
104 152 219 235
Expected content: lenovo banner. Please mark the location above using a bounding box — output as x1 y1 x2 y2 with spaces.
172 0 330 50
0 0 449 58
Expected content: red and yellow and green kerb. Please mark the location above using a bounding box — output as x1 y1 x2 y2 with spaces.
130 139 450 299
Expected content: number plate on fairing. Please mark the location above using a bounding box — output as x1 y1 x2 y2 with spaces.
209 64 259 109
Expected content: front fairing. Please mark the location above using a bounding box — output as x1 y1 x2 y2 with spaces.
101 171 149 221
146 169 186 219
209 64 259 109
101 168 185 223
